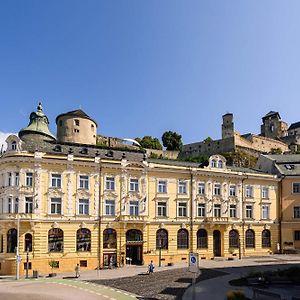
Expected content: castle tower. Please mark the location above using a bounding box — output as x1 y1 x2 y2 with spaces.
222 113 234 139
18 102 56 143
261 111 288 139
56 109 97 145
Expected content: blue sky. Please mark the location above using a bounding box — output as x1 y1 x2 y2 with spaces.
1 1 300 145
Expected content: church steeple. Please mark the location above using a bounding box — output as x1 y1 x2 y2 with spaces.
19 102 56 142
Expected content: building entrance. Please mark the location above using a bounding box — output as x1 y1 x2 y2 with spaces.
213 230 221 256
126 229 143 265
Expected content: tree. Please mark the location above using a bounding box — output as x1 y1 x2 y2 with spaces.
162 131 183 151
203 137 213 144
135 136 162 150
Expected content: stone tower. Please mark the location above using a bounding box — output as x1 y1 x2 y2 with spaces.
222 113 234 139
56 109 97 145
261 111 288 139
19 102 56 143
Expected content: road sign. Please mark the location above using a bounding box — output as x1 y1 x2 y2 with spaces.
16 255 22 263
189 252 199 273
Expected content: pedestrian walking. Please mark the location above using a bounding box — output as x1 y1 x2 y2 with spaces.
75 264 80 278
148 260 154 274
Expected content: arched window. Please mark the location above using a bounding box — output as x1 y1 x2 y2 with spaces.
7 228 17 253
211 160 217 168
126 229 143 242
156 229 168 249
245 229 255 248
218 160 223 168
48 228 64 252
262 229 271 248
11 141 17 150
197 229 208 249
24 233 32 252
77 228 91 251
177 229 189 249
229 230 239 248
103 228 117 249
0 234 3 253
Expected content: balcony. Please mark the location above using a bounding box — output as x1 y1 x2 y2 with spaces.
205 217 229 223
117 215 147 223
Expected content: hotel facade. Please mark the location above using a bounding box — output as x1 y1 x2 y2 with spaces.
0 104 280 275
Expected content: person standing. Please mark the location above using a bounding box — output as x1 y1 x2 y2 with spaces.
75 264 80 278
148 261 154 274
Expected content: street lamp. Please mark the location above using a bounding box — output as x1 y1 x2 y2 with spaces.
16 214 20 280
158 239 162 267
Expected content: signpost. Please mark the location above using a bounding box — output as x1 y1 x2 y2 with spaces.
189 253 200 300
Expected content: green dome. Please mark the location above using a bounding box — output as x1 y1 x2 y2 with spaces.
19 102 56 142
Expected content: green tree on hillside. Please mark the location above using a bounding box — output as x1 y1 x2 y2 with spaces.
162 131 183 151
135 136 162 150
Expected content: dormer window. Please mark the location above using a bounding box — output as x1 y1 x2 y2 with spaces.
11 141 17 150
217 160 223 168
211 160 217 168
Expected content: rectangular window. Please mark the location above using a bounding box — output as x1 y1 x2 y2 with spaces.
197 203 205 217
245 186 253 198
79 175 89 189
23 262 32 270
261 205 270 219
105 200 115 216
178 180 187 194
229 185 236 197
158 180 167 193
129 200 139 216
157 201 167 217
214 204 221 217
105 177 115 191
214 183 221 196
50 198 62 214
8 173 12 186
198 183 205 195
293 183 300 194
80 260 87 267
75 119 80 126
51 174 62 188
25 197 33 213
15 172 19 186
129 179 139 192
246 205 253 219
295 231 300 241
178 202 187 217
78 199 89 215
8 198 12 213
261 187 269 199
26 172 33 187
229 204 237 218
14 198 19 213
294 206 300 218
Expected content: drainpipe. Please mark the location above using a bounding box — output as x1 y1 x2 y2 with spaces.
279 174 285 254
241 175 247 259
190 170 194 252
97 162 102 273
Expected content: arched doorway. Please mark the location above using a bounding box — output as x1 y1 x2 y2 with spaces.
126 229 143 265
213 230 221 257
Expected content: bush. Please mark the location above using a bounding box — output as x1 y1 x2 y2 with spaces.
226 290 246 300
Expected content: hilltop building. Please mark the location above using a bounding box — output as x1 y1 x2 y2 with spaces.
0 104 280 275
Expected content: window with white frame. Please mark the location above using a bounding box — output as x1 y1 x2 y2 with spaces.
261 187 269 199
129 178 139 192
50 198 62 214
245 205 253 218
78 199 89 215
198 183 205 195
105 200 115 216
229 185 236 196
129 200 139 216
11 141 17 150
261 205 270 219
15 172 19 186
8 173 12 186
25 197 33 213
8 198 12 213
178 180 187 194
214 204 221 217
245 186 253 198
293 183 300 194
51 174 62 188
229 204 237 218
178 202 187 217
14 198 19 213
79 175 89 189
294 206 300 218
197 203 205 217
105 177 115 191
157 201 167 217
217 160 223 168
211 160 217 168
158 180 167 193
214 183 221 196
26 172 33 187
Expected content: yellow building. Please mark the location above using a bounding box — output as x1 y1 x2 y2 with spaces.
0 104 280 275
257 154 300 252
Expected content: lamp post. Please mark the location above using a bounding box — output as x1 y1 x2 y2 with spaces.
158 239 162 267
25 248 29 279
16 214 20 280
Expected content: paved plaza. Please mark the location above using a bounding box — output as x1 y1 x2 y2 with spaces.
1 255 300 299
